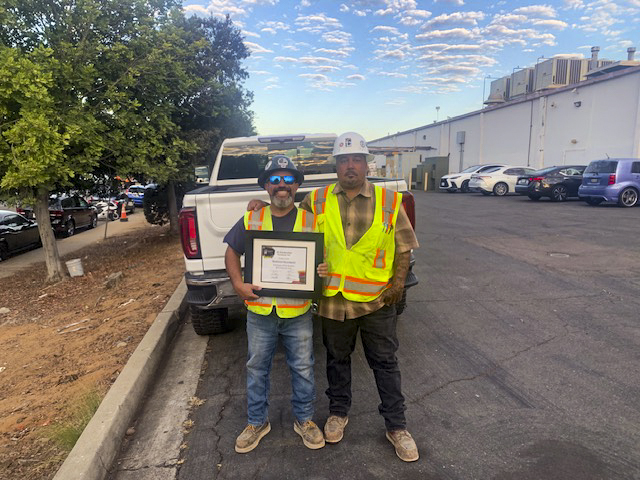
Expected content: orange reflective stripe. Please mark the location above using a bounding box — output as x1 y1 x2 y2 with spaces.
389 191 398 225
312 213 317 231
258 207 265 230
342 288 384 296
247 210 253 230
372 249 386 269
301 209 307 227
245 301 272 307
380 187 386 223
321 185 329 214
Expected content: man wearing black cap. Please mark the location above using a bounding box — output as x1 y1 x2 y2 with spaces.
224 155 326 453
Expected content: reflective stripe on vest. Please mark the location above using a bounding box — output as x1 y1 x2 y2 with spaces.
242 207 318 318
315 183 401 302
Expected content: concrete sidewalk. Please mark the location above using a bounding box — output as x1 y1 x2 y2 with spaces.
0 213 149 279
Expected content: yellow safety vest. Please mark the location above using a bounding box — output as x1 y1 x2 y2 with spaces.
310 183 401 302
243 207 318 318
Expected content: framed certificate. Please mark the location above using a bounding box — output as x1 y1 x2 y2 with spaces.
245 231 324 299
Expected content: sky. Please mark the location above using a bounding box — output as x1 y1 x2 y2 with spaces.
182 0 640 141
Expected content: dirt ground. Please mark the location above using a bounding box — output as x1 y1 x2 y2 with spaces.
0 223 185 480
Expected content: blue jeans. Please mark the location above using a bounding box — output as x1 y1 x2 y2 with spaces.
246 310 315 426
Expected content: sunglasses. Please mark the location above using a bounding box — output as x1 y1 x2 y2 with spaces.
268 175 296 185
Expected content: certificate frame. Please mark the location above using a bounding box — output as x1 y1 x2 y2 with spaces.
245 231 324 299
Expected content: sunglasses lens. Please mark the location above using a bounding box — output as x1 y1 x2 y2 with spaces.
268 175 296 184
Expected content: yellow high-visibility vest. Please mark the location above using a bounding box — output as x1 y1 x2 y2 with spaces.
243 207 317 318
311 183 401 302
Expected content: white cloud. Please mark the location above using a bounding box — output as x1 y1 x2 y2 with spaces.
347 74 366 80
242 30 261 38
385 98 407 105
415 28 478 42
531 19 568 29
258 21 291 32
371 25 402 35
265 84 282 90
340 4 349 12
315 47 354 57
434 0 464 5
425 11 485 27
249 70 271 75
303 65 342 72
354 10 367 16
489 14 528 26
295 13 343 34
299 55 344 66
376 71 409 78
564 0 585 9
244 41 273 54
298 73 356 90
323 30 352 45
273 56 299 63
513 5 557 17
261 27 276 34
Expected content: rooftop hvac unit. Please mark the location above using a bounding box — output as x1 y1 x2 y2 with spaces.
534 58 589 91
510 68 534 97
485 76 510 104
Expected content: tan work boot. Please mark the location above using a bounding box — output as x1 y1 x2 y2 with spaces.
235 422 271 453
323 415 349 444
386 429 419 462
294 419 326 449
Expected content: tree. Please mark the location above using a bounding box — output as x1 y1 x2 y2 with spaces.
0 0 181 281
131 14 255 233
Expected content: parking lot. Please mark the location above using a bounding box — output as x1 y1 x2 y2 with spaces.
119 191 640 480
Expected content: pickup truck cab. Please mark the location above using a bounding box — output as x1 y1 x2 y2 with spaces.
179 133 418 335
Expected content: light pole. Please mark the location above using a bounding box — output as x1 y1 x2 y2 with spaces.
435 106 440 122
482 75 493 107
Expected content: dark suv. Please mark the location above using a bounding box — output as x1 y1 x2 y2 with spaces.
19 195 98 237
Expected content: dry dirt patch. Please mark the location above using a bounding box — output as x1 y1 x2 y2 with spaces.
0 224 185 480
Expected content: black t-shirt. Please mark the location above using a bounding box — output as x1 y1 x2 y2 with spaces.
223 207 298 255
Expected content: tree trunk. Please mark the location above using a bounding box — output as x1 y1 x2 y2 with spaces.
167 180 179 236
34 188 66 283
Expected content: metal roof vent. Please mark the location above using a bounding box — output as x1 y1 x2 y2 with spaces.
628 47 636 61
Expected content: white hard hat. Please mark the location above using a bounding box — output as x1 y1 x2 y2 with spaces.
331 132 375 162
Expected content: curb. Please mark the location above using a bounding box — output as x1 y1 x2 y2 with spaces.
53 279 188 480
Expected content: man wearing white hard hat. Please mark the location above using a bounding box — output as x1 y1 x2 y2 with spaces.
298 132 420 462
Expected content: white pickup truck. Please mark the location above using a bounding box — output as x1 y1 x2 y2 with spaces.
179 133 418 335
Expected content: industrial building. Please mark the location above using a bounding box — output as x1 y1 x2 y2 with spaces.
368 47 640 190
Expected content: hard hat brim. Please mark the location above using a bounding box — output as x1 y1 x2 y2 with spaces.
330 153 375 164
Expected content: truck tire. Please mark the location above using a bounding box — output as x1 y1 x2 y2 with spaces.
190 305 233 335
396 289 407 316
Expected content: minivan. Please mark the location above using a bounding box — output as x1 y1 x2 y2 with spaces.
578 158 640 207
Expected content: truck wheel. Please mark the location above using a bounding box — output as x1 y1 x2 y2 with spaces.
190 306 233 335
396 289 407 316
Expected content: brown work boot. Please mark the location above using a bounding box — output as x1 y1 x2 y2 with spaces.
235 422 271 453
294 419 326 449
323 415 349 444
386 429 419 462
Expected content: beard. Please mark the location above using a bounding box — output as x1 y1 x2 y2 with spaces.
272 193 293 209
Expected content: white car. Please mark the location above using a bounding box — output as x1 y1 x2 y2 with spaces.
468 165 537 196
439 164 504 193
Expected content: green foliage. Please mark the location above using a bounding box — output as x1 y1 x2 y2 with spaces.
48 389 103 452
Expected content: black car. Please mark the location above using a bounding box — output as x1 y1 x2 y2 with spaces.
18 195 98 237
0 210 41 260
515 165 586 201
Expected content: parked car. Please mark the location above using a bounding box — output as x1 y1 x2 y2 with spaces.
18 195 98 237
515 165 586 201
126 184 152 207
469 166 537 196
0 210 41 260
439 164 504 193
578 158 640 207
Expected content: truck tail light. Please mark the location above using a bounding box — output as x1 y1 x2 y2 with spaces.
608 174 616 185
531 177 543 182
179 207 201 259
50 210 64 217
401 191 416 230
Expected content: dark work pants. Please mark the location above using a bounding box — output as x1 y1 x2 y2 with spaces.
322 304 406 431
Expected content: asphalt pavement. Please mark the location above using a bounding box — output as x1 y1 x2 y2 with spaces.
108 192 640 480
0 213 149 278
